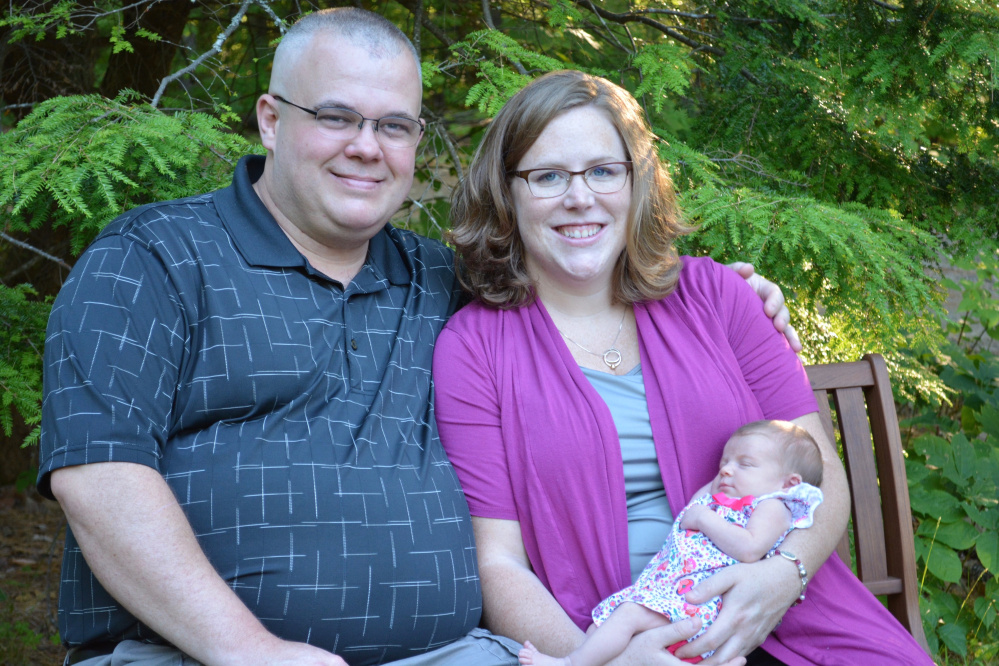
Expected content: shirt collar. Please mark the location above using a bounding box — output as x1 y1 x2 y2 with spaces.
214 155 411 287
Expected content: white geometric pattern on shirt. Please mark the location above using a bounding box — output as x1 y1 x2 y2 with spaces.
40 173 479 665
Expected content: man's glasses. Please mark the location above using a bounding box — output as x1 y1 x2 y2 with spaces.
272 95 425 148
510 162 633 198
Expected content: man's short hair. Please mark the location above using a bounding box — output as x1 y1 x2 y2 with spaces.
275 8 420 79
732 419 824 486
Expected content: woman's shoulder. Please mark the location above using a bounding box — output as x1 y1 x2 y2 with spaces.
675 255 749 292
678 254 723 274
439 299 525 356
643 255 750 316
445 299 507 334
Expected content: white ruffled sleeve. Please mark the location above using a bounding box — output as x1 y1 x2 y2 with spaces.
757 482 824 529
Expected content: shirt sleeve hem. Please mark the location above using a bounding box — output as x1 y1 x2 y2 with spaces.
37 447 162 500
465 503 519 521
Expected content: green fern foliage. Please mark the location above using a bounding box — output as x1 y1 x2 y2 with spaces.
0 285 49 447
632 43 692 111
544 0 585 29
452 30 566 116
677 184 946 373
1 91 255 254
0 92 253 445
0 0 75 41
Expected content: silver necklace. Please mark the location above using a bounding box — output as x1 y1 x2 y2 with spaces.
558 307 627 370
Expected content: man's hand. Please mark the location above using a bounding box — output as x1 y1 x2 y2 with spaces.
246 637 347 666
728 262 802 353
673 559 798 664
606 618 746 666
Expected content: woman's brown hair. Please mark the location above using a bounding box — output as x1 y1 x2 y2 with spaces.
449 70 691 307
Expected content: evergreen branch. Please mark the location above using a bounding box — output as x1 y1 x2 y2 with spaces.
151 0 253 108
5 0 162 34
631 8 715 21
482 0 527 75
0 232 73 271
581 6 633 55
252 0 287 35
406 196 442 230
870 0 902 10
412 0 424 60
574 1 761 85
707 152 808 188
185 133 235 166
576 1 721 56
422 108 465 182
394 0 457 49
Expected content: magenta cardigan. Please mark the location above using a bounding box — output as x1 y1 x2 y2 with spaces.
433 256 932 665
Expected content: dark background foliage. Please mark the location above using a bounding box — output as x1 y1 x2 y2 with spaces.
1 1 997 661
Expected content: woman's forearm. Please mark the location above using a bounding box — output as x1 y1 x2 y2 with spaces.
479 555 585 655
779 412 851 575
473 517 584 656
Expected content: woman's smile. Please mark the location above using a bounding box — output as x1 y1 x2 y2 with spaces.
555 223 603 239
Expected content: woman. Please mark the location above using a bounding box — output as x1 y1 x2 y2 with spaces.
433 70 932 665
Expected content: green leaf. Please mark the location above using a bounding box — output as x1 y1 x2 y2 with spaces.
910 488 965 522
913 434 952 470
916 519 978 551
979 405 999 440
926 583 962 622
921 540 963 583
903 457 930 484
937 621 968 657
978 531 999 572
973 597 996 628
950 433 977 484
135 27 161 42
963 503 998 531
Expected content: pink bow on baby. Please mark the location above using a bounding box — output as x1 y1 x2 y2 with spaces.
711 492 754 510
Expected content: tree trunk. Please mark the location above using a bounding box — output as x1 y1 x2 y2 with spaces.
98 0 193 100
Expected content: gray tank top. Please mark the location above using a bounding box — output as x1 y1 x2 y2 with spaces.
581 365 675 582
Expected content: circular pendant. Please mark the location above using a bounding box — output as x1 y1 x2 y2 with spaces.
603 347 623 370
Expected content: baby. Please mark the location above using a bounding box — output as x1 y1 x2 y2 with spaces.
519 419 824 666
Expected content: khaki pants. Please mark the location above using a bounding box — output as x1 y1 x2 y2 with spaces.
65 627 522 666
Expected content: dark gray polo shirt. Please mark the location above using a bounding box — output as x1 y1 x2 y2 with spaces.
38 156 480 665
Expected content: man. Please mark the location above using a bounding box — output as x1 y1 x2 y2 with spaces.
38 8 794 666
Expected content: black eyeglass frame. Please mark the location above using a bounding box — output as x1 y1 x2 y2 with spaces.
271 94 425 146
509 161 634 198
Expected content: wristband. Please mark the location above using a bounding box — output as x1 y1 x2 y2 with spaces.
766 548 807 606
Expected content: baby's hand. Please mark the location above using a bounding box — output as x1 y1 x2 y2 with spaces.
680 505 709 531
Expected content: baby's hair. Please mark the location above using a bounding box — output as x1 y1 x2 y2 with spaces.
731 419 823 486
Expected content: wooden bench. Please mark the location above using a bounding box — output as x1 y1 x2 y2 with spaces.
805 353 929 652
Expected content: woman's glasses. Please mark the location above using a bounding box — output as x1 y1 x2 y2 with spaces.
510 161 632 198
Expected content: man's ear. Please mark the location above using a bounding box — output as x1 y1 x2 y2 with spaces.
783 473 802 489
257 94 280 151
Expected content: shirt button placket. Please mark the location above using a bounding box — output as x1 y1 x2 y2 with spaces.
344 295 363 392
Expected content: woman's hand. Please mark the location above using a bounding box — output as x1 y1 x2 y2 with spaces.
606 618 747 666
673 557 799 664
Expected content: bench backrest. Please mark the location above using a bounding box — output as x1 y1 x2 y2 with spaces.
804 353 928 652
